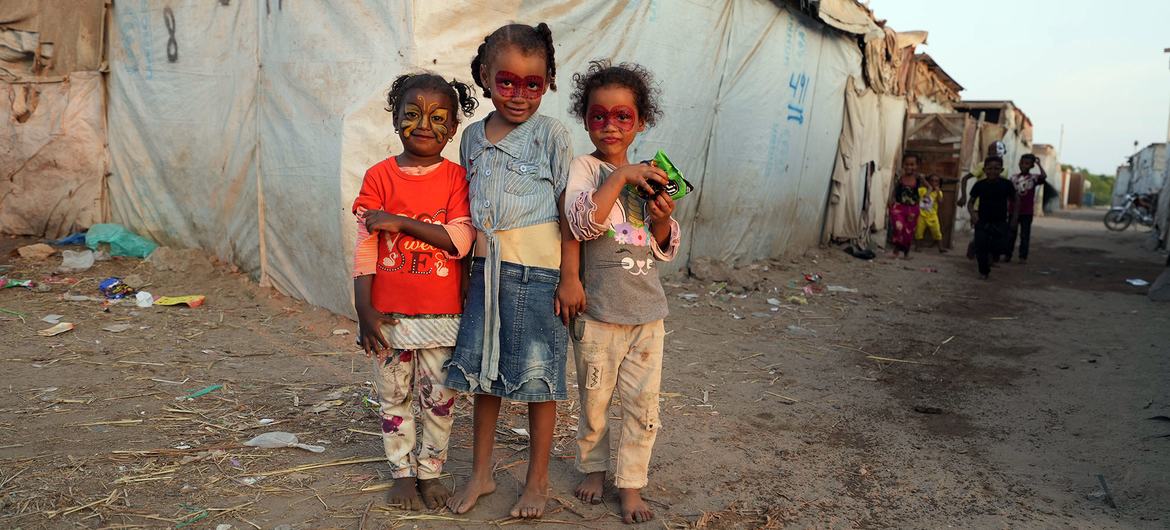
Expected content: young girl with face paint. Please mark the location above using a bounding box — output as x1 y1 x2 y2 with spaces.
351 73 478 512
563 60 678 525
443 23 582 519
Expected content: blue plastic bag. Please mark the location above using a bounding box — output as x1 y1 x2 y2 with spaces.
85 224 158 258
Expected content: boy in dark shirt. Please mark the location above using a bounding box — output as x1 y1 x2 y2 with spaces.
967 156 1018 279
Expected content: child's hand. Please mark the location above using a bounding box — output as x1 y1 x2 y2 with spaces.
356 302 400 363
554 277 586 327
613 164 668 197
648 192 675 222
362 210 402 233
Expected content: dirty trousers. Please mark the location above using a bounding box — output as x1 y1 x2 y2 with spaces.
572 318 664 490
371 345 459 479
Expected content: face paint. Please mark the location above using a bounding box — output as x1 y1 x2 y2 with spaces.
494 71 546 100
586 104 637 132
399 94 452 143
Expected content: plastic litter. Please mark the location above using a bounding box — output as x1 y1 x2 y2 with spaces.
41 314 63 324
785 295 808 305
18 243 56 260
154 295 206 308
766 297 782 306
244 432 326 453
786 325 817 337
678 293 700 302
85 223 158 258
51 232 87 246
38 322 75 337
827 285 858 293
332 328 350 335
99 278 137 299
135 291 155 308
103 324 133 333
63 293 104 302
803 273 822 283
58 249 95 272
182 384 223 400
3 277 35 289
1125 278 1149 287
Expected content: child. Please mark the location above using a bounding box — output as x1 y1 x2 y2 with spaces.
915 174 945 253
443 23 584 520
1008 154 1047 264
352 73 479 510
888 154 923 258
563 60 678 525
967 155 1018 279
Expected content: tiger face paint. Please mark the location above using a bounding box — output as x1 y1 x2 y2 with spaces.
399 94 452 143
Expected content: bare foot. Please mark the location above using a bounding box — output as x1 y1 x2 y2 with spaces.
574 471 605 505
618 488 654 524
387 477 423 511
446 473 495 514
418 478 451 510
510 481 549 519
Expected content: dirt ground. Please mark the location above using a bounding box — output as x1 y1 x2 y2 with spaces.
1 207 1167 529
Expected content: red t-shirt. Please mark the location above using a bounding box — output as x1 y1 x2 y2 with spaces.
352 158 470 316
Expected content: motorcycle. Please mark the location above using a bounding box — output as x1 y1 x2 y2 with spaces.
1104 193 1156 231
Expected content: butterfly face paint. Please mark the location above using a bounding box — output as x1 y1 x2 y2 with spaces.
399 94 452 143
494 71 546 100
586 104 637 132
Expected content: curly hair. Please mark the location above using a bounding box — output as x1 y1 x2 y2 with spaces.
569 60 662 128
470 23 557 98
385 72 479 123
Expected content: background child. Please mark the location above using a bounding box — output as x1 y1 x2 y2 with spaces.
915 174 945 253
888 154 923 258
352 73 478 510
564 60 678 525
967 155 1018 279
443 22 583 520
1008 153 1047 264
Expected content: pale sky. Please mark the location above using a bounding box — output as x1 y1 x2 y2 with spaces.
869 0 1170 175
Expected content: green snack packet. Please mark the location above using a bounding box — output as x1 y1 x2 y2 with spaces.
628 150 695 201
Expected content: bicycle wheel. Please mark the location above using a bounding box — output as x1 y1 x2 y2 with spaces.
1103 210 1132 231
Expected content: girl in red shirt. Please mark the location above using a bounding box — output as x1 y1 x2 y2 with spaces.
351 73 477 511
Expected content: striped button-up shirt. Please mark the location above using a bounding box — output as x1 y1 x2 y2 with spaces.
460 113 572 391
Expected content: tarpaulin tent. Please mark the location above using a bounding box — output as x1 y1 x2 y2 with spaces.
100 0 872 316
0 0 108 238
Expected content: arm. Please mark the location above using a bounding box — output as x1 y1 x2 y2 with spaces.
557 199 586 326
647 193 682 260
547 124 585 326
1035 161 1047 183
957 172 976 207
589 164 667 226
967 182 980 224
352 221 399 362
363 212 456 254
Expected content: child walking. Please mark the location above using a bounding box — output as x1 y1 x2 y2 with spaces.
352 73 479 510
1008 154 1047 263
443 23 585 519
564 60 679 525
915 174 945 253
967 155 1018 279
888 153 923 258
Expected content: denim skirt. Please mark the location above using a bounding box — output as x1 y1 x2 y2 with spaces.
445 258 568 402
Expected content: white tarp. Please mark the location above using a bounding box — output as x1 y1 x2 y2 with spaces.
108 0 866 316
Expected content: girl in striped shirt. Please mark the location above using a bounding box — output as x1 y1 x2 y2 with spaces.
444 22 584 520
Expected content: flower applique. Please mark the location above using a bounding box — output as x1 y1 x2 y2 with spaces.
612 223 635 245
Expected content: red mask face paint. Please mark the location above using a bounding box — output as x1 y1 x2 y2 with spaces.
586 104 637 132
494 71 546 100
